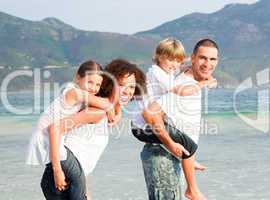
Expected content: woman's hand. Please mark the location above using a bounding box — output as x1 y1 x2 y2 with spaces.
53 168 69 191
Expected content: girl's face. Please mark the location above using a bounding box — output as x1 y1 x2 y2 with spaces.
158 58 183 74
117 73 136 106
77 73 103 95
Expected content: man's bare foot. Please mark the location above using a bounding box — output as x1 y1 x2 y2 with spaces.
195 161 206 171
185 188 207 200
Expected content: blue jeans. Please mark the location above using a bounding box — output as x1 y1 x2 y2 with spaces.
40 147 87 200
141 143 182 200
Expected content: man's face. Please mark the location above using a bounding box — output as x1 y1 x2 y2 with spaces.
191 46 218 81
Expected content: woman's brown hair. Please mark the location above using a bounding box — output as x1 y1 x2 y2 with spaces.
98 59 146 98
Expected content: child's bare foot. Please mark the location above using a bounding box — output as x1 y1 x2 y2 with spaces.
185 188 207 200
195 161 206 171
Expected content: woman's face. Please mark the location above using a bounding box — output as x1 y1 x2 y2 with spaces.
117 73 136 106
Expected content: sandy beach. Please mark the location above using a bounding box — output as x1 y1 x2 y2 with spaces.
1 112 270 200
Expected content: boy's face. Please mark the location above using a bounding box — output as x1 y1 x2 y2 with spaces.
158 58 182 74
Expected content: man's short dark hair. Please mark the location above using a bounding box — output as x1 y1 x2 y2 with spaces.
193 39 219 54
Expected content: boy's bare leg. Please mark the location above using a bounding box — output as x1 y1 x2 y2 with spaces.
182 156 207 200
195 161 206 171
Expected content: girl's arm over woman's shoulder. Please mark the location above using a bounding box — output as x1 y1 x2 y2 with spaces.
49 107 106 136
64 88 113 111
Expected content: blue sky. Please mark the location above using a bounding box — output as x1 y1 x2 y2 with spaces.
0 0 259 34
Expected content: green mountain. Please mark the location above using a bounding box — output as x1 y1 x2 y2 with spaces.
136 0 270 86
1 0 270 88
0 12 156 68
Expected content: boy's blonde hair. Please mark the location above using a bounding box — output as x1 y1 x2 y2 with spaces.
153 38 185 65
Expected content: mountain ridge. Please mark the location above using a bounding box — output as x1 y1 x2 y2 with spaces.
0 11 156 68
0 0 269 87
136 0 270 84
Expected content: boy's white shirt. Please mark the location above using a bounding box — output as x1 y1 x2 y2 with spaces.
129 64 175 129
147 64 176 97
156 73 201 143
130 64 201 144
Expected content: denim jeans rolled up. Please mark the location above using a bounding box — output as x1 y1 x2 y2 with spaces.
141 143 182 200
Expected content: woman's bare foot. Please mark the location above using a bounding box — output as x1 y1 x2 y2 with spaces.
185 188 207 200
195 161 206 171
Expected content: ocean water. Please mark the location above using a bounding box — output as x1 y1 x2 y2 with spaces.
0 88 269 200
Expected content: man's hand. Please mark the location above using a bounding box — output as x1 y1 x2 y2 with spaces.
206 77 217 89
166 141 190 158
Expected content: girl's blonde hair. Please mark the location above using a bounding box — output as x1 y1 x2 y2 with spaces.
153 38 186 65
